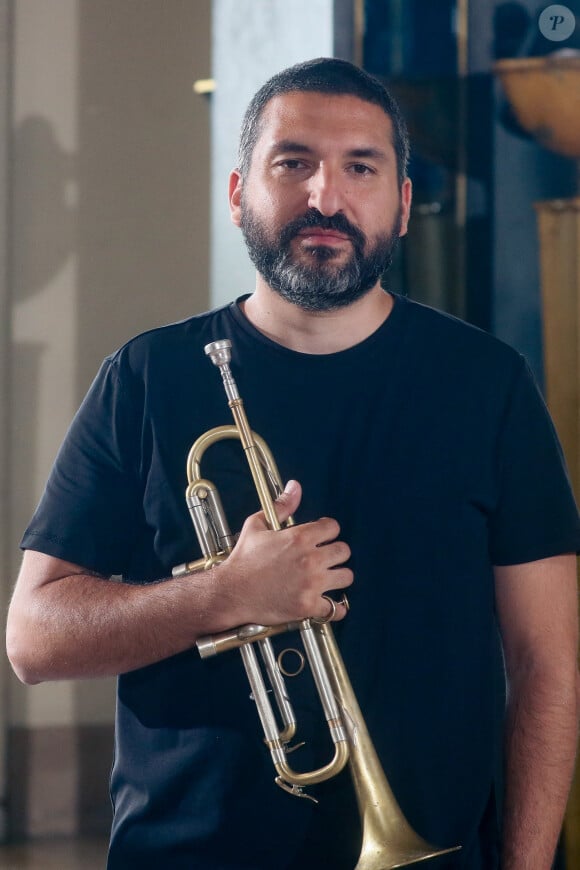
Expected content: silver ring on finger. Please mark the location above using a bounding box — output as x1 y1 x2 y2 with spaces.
312 594 337 624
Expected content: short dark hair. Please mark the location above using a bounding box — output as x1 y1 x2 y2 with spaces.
238 57 410 186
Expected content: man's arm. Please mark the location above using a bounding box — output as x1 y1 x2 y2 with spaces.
494 553 580 870
6 481 352 684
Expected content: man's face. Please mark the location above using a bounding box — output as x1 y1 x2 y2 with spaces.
230 91 412 312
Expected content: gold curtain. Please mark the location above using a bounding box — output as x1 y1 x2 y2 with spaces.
535 198 580 868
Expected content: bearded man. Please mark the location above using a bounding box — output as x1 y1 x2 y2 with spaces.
7 58 579 870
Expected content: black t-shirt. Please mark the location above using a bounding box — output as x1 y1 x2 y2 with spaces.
22 294 580 869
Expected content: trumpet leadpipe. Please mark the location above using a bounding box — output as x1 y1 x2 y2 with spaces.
196 620 302 658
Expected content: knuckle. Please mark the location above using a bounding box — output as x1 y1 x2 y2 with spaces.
291 525 309 547
324 517 340 538
332 542 350 564
339 567 354 585
333 568 353 588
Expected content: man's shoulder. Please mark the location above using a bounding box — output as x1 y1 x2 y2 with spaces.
399 294 523 370
105 301 239 374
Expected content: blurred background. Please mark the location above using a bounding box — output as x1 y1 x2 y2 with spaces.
0 0 579 866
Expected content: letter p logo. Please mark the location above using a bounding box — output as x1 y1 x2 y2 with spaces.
539 5 576 41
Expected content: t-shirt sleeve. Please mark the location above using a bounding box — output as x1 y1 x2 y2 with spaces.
488 357 580 565
20 355 144 576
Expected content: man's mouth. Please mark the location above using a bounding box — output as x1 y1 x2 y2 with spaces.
296 228 352 244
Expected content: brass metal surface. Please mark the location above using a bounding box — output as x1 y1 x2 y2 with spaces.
494 56 580 158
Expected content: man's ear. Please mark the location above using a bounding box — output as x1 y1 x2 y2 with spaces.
398 177 413 237
229 170 243 227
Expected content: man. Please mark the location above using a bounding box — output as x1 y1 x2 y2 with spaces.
6 58 580 869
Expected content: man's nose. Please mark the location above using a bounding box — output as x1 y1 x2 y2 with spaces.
307 165 344 216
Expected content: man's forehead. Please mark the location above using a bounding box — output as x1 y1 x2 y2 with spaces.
255 91 394 151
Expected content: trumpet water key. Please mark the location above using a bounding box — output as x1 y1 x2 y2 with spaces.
174 338 460 869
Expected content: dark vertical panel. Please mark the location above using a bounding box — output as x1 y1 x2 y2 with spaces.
362 0 578 365
364 1 469 319
333 0 356 61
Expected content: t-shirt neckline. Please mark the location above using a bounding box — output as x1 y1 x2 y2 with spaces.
227 291 406 364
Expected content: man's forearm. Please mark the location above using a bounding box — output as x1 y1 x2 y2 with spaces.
501 664 579 869
6 566 233 683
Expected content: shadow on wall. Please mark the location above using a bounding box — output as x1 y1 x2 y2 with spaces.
12 116 76 304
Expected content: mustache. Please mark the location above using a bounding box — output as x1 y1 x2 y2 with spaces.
279 209 367 251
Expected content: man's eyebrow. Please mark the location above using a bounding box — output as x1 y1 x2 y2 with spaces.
268 141 389 161
269 139 314 155
347 147 389 161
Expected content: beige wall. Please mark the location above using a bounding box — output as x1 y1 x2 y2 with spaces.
3 0 211 836
0 0 12 843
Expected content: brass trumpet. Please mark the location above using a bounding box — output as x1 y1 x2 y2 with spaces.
173 339 460 869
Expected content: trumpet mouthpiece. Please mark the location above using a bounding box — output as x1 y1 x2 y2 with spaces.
205 340 232 368
204 339 239 401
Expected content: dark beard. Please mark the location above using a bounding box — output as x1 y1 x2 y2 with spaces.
239 204 402 313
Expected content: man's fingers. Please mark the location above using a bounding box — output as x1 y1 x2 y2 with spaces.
318 540 351 569
273 479 302 525
243 480 302 533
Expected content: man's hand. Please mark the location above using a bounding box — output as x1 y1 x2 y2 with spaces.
217 479 353 627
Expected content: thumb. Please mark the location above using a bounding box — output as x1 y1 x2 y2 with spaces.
274 479 302 525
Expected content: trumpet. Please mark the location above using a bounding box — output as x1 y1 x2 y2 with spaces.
173 339 460 869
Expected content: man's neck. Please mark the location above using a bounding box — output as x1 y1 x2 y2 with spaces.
240 281 394 355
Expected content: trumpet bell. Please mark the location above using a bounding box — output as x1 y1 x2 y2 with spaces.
354 787 461 868
318 623 461 869
355 791 461 869
357 837 460 870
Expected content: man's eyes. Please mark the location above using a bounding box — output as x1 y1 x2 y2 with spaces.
276 158 307 170
274 160 376 175
349 163 375 176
